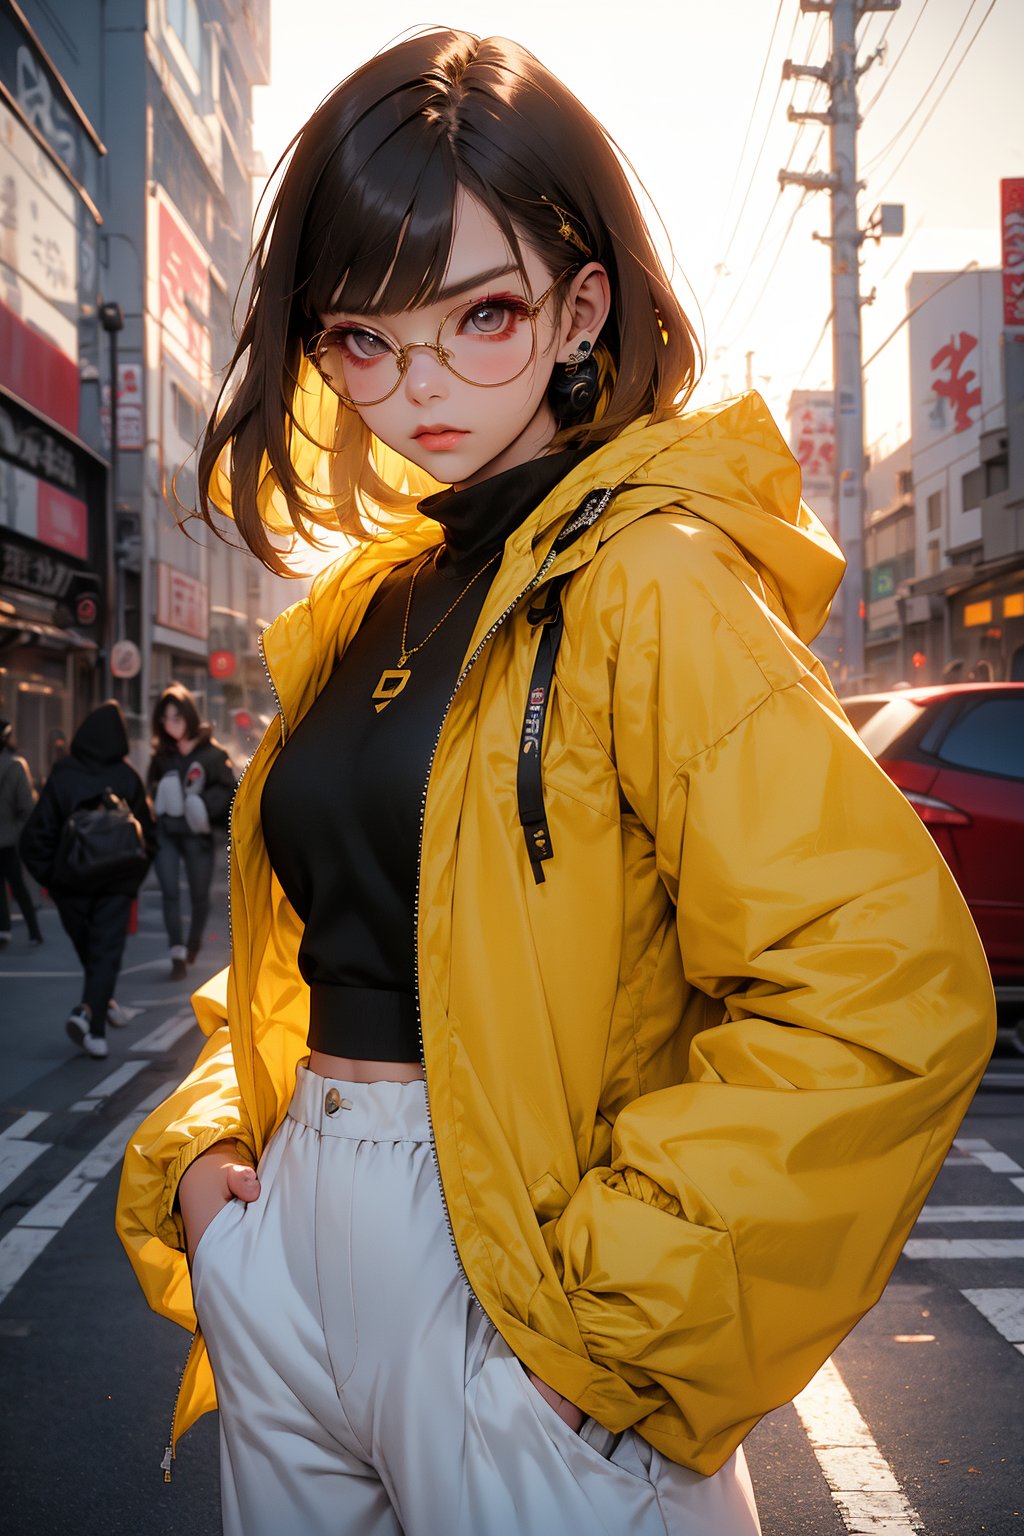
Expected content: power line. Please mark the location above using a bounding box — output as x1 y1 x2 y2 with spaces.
796 306 835 388
871 0 1000 199
862 260 979 371
861 0 979 175
860 0 931 115
705 2 793 305
719 183 817 349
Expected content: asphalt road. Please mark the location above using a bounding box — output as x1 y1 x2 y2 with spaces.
1 871 1021 1536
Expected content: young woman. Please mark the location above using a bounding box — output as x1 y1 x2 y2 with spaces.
117 30 994 1536
147 684 236 980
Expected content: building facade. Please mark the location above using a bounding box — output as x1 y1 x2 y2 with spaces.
0 2 107 779
9 0 302 780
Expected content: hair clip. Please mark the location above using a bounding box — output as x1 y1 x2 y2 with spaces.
540 195 593 258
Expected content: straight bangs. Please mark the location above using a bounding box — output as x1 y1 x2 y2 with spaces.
197 29 701 574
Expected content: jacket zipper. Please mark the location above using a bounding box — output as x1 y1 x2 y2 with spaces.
161 1329 197 1480
413 544 560 1310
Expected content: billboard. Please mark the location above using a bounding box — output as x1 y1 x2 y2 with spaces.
1001 178 1024 328
788 390 836 535
147 186 211 379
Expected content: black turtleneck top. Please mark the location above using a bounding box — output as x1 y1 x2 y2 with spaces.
260 446 592 1061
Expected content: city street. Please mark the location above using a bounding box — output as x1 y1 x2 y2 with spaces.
0 873 1020 1535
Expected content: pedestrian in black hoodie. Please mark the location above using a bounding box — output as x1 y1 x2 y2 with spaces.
20 700 156 1058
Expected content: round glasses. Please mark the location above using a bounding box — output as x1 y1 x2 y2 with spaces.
306 269 572 407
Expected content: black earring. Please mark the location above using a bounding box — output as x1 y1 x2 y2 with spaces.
548 341 599 423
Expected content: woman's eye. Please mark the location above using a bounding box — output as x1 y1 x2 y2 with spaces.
339 328 391 361
461 301 523 336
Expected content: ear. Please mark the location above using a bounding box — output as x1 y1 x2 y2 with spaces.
556 262 612 363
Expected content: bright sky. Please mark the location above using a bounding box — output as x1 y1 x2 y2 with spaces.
251 0 1023 460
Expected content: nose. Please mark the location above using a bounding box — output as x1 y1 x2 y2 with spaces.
403 341 449 405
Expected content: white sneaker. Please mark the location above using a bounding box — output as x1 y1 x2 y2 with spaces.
107 999 134 1028
66 1008 108 1057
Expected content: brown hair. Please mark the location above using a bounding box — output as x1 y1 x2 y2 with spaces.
197 28 701 574
151 682 202 751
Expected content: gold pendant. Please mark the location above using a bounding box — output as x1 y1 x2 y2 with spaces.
372 668 411 712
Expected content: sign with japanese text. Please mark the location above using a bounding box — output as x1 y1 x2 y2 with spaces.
0 99 79 362
1001 179 1024 328
790 392 836 499
100 363 144 451
930 332 982 435
156 560 208 640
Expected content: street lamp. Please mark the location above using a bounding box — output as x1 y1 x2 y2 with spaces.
99 299 125 697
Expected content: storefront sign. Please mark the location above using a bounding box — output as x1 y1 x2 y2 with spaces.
0 397 78 491
0 526 75 599
156 560 208 639
110 639 141 678
209 648 236 679
1001 178 1024 329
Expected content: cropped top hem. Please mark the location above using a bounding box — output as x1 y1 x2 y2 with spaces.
308 984 420 1062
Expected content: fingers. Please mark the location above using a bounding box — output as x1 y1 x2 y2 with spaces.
226 1163 261 1202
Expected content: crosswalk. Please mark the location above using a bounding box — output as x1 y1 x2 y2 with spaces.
0 1065 1021 1535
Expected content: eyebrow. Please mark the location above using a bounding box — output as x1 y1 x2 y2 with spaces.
330 264 522 322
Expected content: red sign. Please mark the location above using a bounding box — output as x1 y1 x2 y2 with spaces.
930 332 981 434
209 649 236 679
36 481 88 559
75 593 97 626
1001 178 1024 328
156 194 211 373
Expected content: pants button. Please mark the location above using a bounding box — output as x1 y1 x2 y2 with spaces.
324 1088 352 1115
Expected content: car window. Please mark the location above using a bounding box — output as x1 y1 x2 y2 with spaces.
933 698 1024 781
855 698 925 758
841 701 887 730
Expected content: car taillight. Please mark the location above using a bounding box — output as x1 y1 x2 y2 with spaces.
901 789 971 827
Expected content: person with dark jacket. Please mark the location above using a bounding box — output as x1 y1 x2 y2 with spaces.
146 683 235 981
20 700 155 1058
0 720 43 946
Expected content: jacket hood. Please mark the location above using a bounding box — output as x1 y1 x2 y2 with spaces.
264 392 845 730
71 701 130 765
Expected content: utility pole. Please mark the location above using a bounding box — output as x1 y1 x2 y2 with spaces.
780 0 900 687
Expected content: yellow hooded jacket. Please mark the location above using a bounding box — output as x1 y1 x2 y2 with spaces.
116 393 995 1476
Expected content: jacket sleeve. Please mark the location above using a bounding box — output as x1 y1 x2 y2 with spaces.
18 775 64 886
545 515 996 1473
115 967 256 1325
201 747 236 826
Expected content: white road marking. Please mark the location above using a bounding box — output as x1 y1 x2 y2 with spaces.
0 1082 171 1306
70 1060 147 1113
1012 1177 1024 1197
960 1288 1024 1346
0 1112 49 1140
131 1010 196 1053
793 1358 924 1533
0 1139 50 1197
916 1205 1024 1223
952 1138 1024 1175
903 1239 1024 1260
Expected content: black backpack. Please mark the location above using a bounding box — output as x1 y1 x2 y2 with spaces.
52 787 149 893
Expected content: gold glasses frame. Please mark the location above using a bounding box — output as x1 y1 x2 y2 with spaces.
305 267 575 408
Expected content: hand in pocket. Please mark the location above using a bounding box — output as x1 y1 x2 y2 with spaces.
523 1364 586 1433
179 1143 262 1266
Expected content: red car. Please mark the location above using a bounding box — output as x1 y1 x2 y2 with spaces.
839 684 1024 1028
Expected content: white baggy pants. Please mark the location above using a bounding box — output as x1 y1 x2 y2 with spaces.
192 1065 761 1536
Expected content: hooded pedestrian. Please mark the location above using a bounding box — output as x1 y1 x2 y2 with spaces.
20 700 156 1057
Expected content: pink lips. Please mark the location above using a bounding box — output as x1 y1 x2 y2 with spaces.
414 425 468 450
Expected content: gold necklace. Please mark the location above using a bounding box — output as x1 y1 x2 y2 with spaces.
371 545 501 713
